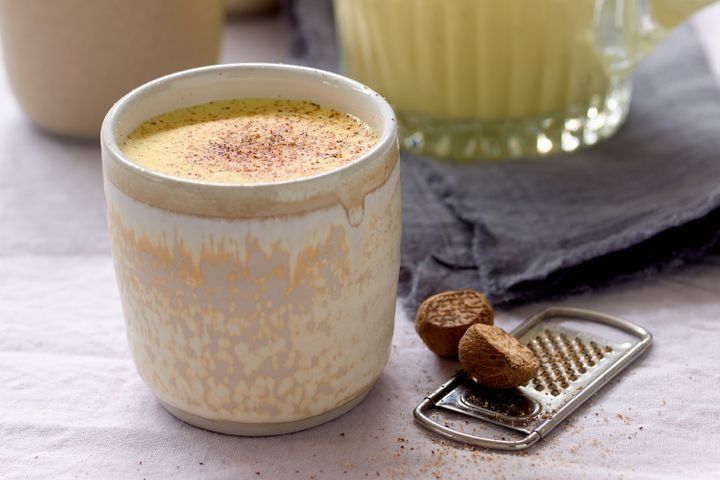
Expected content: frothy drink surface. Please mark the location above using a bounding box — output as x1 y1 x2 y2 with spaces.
121 99 378 184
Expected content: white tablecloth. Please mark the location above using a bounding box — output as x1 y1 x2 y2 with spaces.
2 10 720 480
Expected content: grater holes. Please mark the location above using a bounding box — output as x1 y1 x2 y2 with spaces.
590 341 609 360
546 333 575 388
576 338 597 367
527 331 573 395
526 330 612 397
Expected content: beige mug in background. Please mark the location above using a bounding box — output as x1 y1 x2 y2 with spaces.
0 0 223 139
101 64 401 435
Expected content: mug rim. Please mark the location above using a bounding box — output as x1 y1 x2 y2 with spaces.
101 62 397 191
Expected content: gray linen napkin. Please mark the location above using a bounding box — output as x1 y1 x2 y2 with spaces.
290 0 720 309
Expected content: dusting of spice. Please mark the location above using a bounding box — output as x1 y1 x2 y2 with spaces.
120 98 378 184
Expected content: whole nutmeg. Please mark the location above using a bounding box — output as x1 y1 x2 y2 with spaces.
458 324 539 389
415 290 494 358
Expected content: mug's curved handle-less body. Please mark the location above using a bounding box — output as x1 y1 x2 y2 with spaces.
414 308 652 451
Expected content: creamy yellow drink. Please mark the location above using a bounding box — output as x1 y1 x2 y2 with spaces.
334 0 713 159
335 0 606 120
121 99 378 183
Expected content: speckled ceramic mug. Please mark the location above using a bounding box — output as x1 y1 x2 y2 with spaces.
101 64 401 435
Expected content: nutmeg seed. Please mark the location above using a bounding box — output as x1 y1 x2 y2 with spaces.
458 323 539 389
415 290 494 358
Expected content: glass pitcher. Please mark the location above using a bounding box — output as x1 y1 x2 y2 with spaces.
334 0 716 160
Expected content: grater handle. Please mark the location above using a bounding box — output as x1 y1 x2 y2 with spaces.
512 306 653 341
413 398 541 452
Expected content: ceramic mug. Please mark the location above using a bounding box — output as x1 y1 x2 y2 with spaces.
0 0 223 139
101 64 401 435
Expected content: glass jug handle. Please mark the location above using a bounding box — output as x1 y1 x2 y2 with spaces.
595 0 715 76
593 0 659 77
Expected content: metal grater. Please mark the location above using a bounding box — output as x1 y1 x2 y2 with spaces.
413 307 652 451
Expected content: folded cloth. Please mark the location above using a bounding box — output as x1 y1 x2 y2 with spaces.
290 0 720 310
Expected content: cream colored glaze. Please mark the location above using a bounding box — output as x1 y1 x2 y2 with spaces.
334 0 713 121
121 99 378 184
105 162 401 423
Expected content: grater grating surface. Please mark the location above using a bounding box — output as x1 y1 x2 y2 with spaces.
414 307 652 451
